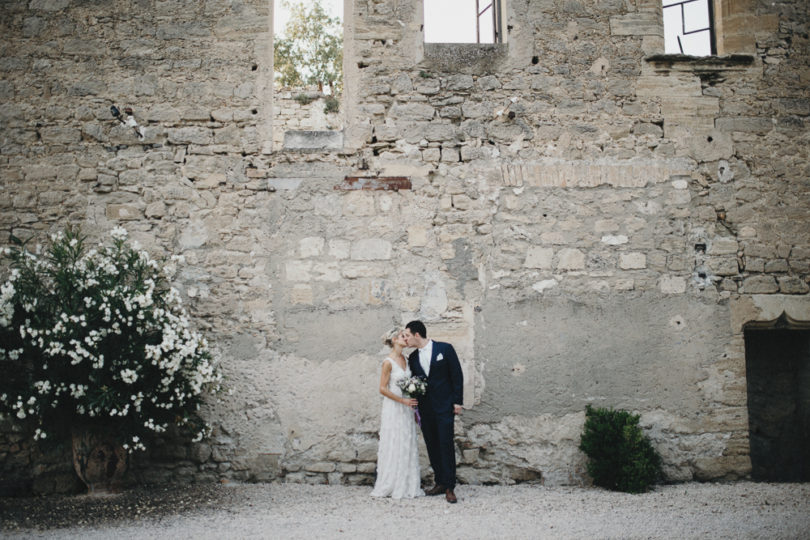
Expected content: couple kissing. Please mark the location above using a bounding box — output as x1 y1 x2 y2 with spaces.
370 320 463 504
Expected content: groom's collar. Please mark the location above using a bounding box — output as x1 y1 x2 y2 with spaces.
418 339 432 352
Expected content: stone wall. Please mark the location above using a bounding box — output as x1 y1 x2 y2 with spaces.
272 87 343 149
1 0 809 491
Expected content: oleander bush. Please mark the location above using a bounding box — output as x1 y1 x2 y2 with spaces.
579 405 662 493
0 226 221 453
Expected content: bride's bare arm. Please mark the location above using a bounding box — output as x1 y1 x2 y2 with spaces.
378 361 417 406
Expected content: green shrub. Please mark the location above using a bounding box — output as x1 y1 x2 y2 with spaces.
0 227 221 453
323 96 339 114
579 405 662 493
294 93 315 106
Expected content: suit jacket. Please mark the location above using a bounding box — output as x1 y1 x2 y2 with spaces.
408 341 463 414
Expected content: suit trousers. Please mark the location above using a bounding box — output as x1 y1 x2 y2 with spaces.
420 408 456 489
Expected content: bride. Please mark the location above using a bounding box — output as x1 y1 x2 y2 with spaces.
370 328 424 498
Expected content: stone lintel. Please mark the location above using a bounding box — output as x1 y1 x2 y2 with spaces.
283 130 344 152
645 54 756 72
335 176 411 191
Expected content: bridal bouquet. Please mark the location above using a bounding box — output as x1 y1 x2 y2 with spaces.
397 375 427 398
397 375 427 426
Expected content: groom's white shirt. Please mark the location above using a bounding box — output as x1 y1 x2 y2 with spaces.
418 339 433 377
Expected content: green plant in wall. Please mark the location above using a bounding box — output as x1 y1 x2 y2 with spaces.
0 227 222 456
274 0 343 94
579 405 663 493
323 96 340 114
293 93 316 106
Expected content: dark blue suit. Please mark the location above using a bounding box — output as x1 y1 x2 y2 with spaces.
408 341 463 490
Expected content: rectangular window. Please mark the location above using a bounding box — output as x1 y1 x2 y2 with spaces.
273 0 344 151
424 0 506 44
662 0 715 56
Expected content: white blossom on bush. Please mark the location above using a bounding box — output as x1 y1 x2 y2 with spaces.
0 227 222 453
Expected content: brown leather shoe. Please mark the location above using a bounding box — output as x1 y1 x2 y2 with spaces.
445 488 457 503
425 484 445 496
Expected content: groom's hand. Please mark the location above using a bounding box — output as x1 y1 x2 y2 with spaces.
453 404 462 415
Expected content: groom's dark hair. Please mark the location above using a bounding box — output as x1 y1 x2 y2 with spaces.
405 320 427 339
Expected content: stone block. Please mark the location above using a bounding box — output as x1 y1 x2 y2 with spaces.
780 97 810 116
609 13 663 36
390 103 435 121
594 219 619 233
715 117 774 133
283 130 343 151
145 201 167 218
709 237 739 255
351 239 392 261
329 239 351 259
707 257 738 276
40 126 80 144
313 262 340 282
12 192 36 208
633 122 663 137
106 204 142 221
22 17 46 37
391 72 413 94
516 158 692 188
601 235 628 245
764 259 789 273
478 75 501 90
659 275 687 294
300 237 325 258
446 74 474 91
24 165 58 181
408 226 429 248
422 123 459 141
290 284 313 305
304 462 336 473
168 127 212 145
557 248 585 270
525 247 554 269
619 252 647 269
342 192 376 216
742 276 778 294
636 75 702 98
777 276 809 294
532 279 558 293
440 147 460 162
461 101 490 118
422 147 441 161
190 443 212 464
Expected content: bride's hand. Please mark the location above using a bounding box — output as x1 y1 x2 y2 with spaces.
402 397 418 407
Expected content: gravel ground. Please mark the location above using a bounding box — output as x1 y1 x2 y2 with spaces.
1 481 809 539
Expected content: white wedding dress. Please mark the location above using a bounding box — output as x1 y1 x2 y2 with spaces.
370 357 423 499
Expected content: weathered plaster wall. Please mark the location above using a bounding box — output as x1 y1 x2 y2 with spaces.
1 0 809 491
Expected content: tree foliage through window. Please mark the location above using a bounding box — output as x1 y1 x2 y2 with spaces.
274 0 343 94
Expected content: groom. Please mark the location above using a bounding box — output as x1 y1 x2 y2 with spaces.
404 320 463 504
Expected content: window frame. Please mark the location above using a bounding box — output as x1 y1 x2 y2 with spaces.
662 0 717 56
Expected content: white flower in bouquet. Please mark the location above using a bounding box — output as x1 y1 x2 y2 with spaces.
397 375 427 398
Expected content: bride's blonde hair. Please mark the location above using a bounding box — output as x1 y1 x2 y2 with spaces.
381 327 400 348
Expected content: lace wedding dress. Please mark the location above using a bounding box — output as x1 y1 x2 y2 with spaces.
370 358 423 498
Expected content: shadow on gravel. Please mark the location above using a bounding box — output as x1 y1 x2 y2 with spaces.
0 484 236 532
